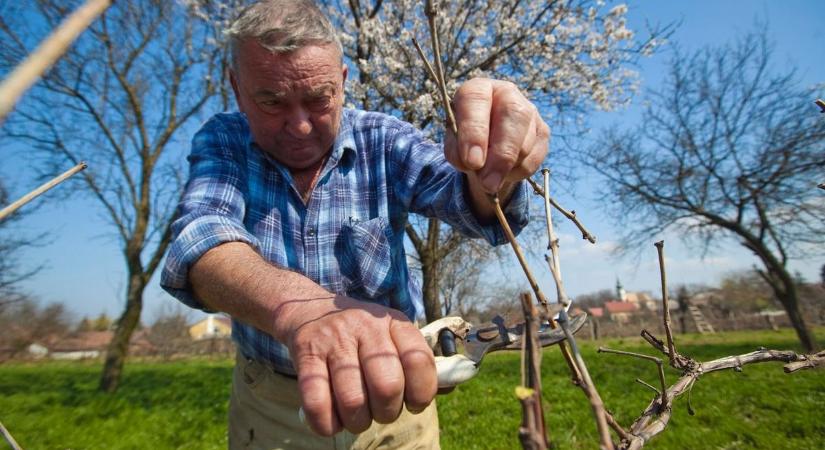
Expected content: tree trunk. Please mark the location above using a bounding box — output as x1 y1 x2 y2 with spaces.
775 285 818 352
421 218 443 323
760 263 818 352
99 272 145 393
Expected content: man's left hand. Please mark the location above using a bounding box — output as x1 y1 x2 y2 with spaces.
445 78 550 194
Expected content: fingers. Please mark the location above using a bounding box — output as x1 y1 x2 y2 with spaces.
328 341 373 434
449 79 493 172
295 352 342 436
480 83 534 192
451 78 550 193
390 320 437 412
292 308 432 436
359 333 405 424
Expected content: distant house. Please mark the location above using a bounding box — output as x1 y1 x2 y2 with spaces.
604 301 639 323
47 330 154 360
189 314 232 341
49 331 111 360
586 307 604 319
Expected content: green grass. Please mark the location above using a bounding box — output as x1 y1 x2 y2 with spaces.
0 359 231 449
1 329 823 449
439 328 825 449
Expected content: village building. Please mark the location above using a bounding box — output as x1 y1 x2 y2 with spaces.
188 314 232 340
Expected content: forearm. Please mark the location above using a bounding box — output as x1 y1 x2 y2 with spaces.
189 241 335 342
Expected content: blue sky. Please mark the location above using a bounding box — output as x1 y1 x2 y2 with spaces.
2 0 823 322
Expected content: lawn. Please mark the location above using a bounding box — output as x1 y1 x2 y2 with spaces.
1 329 823 449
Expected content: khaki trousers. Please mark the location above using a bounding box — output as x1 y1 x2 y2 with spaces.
229 354 440 450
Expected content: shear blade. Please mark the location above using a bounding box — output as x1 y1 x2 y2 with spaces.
464 313 588 363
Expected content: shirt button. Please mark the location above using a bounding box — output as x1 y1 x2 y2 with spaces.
307 228 316 237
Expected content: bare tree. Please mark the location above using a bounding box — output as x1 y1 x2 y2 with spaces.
586 31 825 352
0 181 42 303
0 0 228 391
320 0 669 321
145 302 192 360
0 297 71 361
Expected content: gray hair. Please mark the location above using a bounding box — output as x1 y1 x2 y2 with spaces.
226 0 343 70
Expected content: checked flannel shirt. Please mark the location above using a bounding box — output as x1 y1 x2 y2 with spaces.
160 108 530 375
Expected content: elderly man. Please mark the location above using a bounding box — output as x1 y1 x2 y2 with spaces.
161 0 549 448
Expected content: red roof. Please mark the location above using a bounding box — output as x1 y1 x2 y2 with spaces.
51 331 113 352
587 307 604 318
604 301 639 314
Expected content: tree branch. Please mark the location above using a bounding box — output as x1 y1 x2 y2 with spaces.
0 0 112 122
527 177 596 243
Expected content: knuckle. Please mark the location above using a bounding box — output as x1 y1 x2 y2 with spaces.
458 121 489 139
490 146 520 167
369 373 405 401
336 388 367 412
400 346 435 370
500 98 532 121
405 392 434 412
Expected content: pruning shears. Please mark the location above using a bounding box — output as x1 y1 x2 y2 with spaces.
421 313 588 388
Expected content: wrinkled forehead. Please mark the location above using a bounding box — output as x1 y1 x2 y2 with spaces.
235 40 345 92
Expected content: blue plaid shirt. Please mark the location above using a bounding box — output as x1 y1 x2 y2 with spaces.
161 108 529 374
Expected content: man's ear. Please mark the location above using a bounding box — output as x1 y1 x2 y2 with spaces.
229 69 242 108
341 64 348 102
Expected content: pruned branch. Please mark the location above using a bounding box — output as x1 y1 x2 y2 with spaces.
783 351 825 373
598 347 668 407
527 177 596 243
517 292 548 450
653 241 678 368
0 162 87 222
0 419 23 450
0 0 112 122
619 345 821 450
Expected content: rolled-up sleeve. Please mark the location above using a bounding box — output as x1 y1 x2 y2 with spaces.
388 120 530 246
160 114 260 311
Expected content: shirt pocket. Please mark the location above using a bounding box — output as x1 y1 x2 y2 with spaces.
337 216 395 301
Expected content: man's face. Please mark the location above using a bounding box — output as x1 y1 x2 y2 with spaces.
230 40 347 170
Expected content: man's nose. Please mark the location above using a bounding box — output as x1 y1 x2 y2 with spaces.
285 106 312 136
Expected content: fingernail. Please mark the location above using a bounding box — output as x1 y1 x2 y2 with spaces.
467 145 484 169
481 172 502 193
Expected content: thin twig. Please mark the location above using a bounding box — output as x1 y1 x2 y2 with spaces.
640 329 694 370
635 378 660 396
542 170 571 308
0 420 23 450
527 177 596 243
559 311 614 450
518 292 548 449
598 347 668 407
491 195 552 309
423 0 456 133
411 38 440 99
654 241 677 368
0 0 113 122
541 170 554 250
0 162 87 222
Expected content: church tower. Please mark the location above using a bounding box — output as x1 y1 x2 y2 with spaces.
616 278 628 302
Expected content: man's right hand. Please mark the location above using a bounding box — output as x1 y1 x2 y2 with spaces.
275 296 437 436
190 242 437 438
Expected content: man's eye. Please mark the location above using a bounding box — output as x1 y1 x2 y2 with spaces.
308 97 331 110
260 99 282 107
